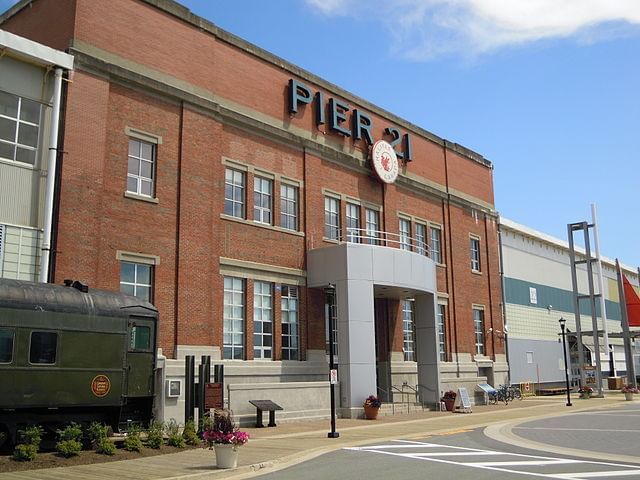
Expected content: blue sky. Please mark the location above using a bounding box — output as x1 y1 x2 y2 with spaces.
1 0 638 268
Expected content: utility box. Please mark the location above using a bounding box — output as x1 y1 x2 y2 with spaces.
607 377 623 390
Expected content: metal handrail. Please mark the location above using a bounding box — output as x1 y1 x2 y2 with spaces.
328 228 431 258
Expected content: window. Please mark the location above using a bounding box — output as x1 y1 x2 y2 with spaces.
224 168 245 218
470 236 481 271
430 226 442 264
0 90 41 165
129 325 151 351
437 304 447 361
365 208 380 245
253 281 273 359
281 285 299 360
473 308 485 355
253 176 273 224
280 184 298 231
402 299 415 361
0 224 41 281
0 328 14 363
346 203 360 243
224 276 245 359
120 262 153 301
416 223 427 256
324 196 340 240
29 331 57 364
399 218 411 251
127 138 155 197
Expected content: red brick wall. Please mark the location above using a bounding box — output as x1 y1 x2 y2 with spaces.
3 0 504 361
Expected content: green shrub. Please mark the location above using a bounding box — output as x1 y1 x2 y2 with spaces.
18 425 44 448
56 439 82 458
165 419 185 448
57 423 83 442
146 421 164 449
13 443 38 462
123 425 143 452
96 437 116 456
182 419 199 446
87 422 109 448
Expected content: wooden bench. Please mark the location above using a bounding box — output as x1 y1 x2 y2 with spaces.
249 400 283 428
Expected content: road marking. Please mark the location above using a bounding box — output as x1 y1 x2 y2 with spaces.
345 439 640 479
515 426 640 433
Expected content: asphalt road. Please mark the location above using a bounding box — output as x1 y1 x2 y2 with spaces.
255 403 640 479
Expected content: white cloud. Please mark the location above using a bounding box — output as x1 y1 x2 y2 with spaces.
305 0 640 59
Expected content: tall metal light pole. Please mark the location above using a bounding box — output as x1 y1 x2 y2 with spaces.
559 317 572 407
325 284 339 438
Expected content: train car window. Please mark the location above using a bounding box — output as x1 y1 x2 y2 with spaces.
129 325 151 351
29 331 58 364
0 328 14 363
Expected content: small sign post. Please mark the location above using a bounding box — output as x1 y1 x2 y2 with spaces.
204 382 224 410
453 387 472 413
330 369 338 385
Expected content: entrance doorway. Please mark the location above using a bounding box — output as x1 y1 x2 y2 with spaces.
374 298 392 402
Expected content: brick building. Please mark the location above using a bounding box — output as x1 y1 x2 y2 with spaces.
0 0 506 421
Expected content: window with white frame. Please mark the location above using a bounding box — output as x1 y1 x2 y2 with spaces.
224 168 245 218
324 196 340 240
280 184 298 231
416 223 427 256
470 236 481 271
365 208 380 245
127 138 155 197
253 281 273 359
346 202 360 243
0 90 41 165
0 224 41 281
402 299 416 361
473 307 485 355
223 276 245 360
437 304 447 361
281 285 299 360
253 176 273 225
120 262 153 301
430 226 442 264
399 218 411 251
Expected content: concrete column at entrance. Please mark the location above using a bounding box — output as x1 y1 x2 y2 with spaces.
415 293 441 406
335 278 376 412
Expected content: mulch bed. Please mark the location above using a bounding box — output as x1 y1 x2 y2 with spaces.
0 444 198 473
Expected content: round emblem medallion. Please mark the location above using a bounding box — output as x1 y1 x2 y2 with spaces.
371 140 399 184
91 375 111 397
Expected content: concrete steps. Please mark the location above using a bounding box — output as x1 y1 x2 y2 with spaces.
377 402 426 417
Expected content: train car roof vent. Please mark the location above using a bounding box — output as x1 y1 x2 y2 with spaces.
63 279 89 292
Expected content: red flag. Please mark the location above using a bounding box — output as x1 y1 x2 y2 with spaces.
623 274 640 327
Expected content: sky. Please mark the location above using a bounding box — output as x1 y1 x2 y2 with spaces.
1 0 638 267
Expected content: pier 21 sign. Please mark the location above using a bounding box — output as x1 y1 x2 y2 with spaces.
288 79 413 162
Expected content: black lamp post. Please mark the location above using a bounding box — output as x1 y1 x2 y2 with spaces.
559 317 572 407
325 284 339 438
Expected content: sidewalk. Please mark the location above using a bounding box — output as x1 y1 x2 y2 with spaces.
0 395 628 480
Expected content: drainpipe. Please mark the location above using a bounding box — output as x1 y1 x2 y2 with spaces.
497 219 510 386
39 67 64 283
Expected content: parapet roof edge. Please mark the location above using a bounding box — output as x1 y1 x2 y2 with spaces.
140 0 491 169
0 28 74 69
499 217 637 276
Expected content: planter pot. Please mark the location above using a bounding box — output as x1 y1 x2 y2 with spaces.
443 398 455 411
364 405 380 420
624 392 634 401
214 444 239 469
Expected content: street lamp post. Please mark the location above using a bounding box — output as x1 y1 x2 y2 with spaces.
559 317 572 407
325 284 339 438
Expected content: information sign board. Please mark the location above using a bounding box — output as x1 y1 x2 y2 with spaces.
453 387 472 413
204 382 223 410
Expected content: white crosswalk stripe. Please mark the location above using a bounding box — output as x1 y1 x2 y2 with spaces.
345 439 640 479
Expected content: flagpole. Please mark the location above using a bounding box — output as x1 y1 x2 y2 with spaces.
591 204 612 376
616 259 636 388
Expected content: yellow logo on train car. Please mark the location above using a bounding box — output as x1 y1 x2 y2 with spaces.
91 375 111 397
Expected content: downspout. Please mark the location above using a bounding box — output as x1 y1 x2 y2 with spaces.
497 219 510 386
39 67 64 283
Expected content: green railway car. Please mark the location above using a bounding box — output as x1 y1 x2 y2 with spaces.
0 278 158 445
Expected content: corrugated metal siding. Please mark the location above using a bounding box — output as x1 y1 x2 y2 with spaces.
0 162 44 227
509 338 565 384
